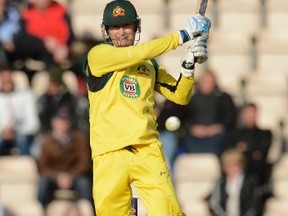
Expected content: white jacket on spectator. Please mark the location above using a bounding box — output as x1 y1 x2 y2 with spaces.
0 88 40 135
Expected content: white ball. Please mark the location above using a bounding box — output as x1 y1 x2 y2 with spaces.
165 116 181 131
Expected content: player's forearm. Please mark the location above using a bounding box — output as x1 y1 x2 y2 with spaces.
156 75 194 105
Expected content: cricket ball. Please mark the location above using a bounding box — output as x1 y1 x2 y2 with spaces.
165 116 181 131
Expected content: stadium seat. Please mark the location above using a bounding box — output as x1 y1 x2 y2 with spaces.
31 70 50 97
216 0 261 36
181 199 211 216
173 153 221 215
173 153 221 181
0 156 45 216
54 0 70 6
271 153 288 180
269 153 288 200
0 156 39 204
46 199 94 216
256 32 288 73
31 70 79 97
70 14 103 40
264 153 288 215
134 0 166 42
264 197 288 216
6 202 45 216
207 31 255 97
273 180 288 200
70 0 106 40
12 70 30 90
244 71 288 96
265 0 288 33
62 70 79 95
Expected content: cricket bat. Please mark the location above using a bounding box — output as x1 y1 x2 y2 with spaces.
193 0 209 64
196 0 208 15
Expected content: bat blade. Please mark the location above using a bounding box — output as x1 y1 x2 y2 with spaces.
196 0 208 15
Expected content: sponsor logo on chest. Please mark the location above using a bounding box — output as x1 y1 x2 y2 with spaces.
120 76 140 98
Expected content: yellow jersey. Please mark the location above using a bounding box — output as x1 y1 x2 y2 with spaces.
84 32 195 157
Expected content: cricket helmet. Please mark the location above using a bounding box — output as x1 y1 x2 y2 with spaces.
101 0 141 42
102 0 140 26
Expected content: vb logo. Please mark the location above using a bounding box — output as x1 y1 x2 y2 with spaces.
120 76 140 98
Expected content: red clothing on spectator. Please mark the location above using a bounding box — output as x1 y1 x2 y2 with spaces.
21 1 70 45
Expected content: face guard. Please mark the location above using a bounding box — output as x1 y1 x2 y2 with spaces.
101 21 141 46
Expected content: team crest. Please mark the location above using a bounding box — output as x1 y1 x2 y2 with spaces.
112 6 125 17
120 76 140 98
137 64 150 76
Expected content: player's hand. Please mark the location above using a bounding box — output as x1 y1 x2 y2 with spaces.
180 51 195 77
184 35 208 64
178 14 211 44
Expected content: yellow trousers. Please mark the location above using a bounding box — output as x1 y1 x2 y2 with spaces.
92 141 186 216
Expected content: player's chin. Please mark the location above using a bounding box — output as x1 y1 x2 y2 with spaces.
113 39 135 47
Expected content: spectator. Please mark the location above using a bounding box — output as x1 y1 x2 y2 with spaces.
183 70 237 157
155 98 188 168
12 0 74 69
37 106 92 208
37 67 78 134
208 148 262 216
0 65 40 155
0 0 21 66
226 103 273 188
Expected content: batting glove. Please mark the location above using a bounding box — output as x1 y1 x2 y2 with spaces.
180 51 195 77
178 14 211 45
184 35 208 64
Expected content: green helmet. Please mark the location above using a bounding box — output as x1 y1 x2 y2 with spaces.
102 0 139 26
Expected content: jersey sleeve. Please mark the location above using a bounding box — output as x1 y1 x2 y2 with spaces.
155 65 195 105
87 33 180 77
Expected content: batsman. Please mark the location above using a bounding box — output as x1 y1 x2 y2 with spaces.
83 0 210 215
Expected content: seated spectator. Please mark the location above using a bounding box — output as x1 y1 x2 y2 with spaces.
0 65 40 155
226 103 273 187
37 67 78 134
225 103 273 215
12 0 74 69
0 0 21 66
208 148 263 216
183 70 237 157
37 106 92 208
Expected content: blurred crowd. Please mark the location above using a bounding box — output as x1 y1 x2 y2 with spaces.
0 0 98 80
0 0 96 215
0 0 287 216
156 70 287 216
